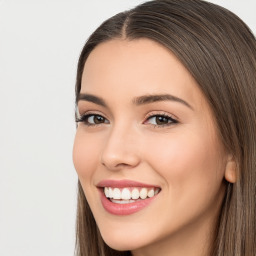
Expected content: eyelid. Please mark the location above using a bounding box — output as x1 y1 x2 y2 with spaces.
143 111 179 127
76 108 107 119
75 109 179 128
144 111 178 122
76 110 110 125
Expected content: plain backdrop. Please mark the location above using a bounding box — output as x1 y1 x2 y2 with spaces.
0 1 255 255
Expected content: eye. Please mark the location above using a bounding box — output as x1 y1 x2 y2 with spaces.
76 114 109 126
145 114 178 127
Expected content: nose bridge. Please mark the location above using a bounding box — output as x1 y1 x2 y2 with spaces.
101 120 140 170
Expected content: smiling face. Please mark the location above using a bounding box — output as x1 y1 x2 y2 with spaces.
73 39 232 255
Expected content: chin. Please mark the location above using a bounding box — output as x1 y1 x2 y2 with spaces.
103 238 135 251
100 229 150 252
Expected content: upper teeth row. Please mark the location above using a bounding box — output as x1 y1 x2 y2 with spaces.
104 187 160 200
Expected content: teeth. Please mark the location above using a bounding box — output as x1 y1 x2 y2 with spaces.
121 188 131 200
131 188 140 199
155 188 160 195
108 187 113 198
113 188 121 199
148 188 154 198
104 187 160 200
140 188 147 199
111 199 136 204
104 187 109 198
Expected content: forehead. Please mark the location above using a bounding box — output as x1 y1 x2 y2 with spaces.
81 38 206 110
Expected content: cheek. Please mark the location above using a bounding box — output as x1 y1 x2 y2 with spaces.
141 128 226 234
144 128 225 196
73 129 100 182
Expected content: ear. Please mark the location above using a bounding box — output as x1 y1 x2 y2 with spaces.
224 155 237 183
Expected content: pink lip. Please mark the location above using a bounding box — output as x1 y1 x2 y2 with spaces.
97 179 159 188
97 179 160 216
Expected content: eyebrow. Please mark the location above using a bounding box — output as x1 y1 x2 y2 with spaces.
77 93 193 110
133 94 193 110
77 93 107 107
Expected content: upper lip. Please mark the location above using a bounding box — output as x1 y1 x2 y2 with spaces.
97 179 160 188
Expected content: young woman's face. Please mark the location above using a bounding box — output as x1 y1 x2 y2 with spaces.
73 39 230 254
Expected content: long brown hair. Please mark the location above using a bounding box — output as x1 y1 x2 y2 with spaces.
74 0 256 255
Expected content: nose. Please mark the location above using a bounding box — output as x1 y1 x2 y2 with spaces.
100 125 141 171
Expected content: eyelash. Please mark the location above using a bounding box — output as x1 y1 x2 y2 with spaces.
144 113 178 128
76 112 178 128
76 113 109 127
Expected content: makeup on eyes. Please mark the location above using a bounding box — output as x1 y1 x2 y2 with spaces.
143 110 179 127
76 113 109 126
76 111 179 128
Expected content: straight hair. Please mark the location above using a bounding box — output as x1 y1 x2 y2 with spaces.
74 0 256 255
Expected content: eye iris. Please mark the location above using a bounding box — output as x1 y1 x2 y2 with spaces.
94 115 105 124
156 116 169 125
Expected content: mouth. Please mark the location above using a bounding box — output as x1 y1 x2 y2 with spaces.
97 180 161 215
104 187 160 204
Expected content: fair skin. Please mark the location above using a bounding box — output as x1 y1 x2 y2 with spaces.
73 39 235 256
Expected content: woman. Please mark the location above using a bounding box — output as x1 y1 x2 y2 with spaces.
73 0 256 255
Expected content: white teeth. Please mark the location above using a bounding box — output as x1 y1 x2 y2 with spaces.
104 187 109 198
111 199 135 204
121 188 131 200
140 188 148 199
104 187 160 200
113 188 121 199
147 188 154 198
131 188 140 199
108 187 113 198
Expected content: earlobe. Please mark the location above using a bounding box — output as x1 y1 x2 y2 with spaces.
224 156 237 183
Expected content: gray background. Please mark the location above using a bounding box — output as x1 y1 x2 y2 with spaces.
0 1 255 255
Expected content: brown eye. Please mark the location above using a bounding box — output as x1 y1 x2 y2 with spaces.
145 114 177 126
76 114 109 126
91 115 105 124
155 116 170 125
86 115 108 125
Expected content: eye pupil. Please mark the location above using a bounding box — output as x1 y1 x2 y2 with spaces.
94 115 105 124
156 116 169 125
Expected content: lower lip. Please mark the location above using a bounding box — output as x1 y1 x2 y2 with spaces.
99 189 158 215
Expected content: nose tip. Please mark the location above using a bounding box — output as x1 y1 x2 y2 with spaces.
101 152 140 171
100 130 141 171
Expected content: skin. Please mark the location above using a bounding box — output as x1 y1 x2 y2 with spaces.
73 39 235 256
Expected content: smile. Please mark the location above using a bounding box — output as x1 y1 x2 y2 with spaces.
104 187 160 203
97 180 161 215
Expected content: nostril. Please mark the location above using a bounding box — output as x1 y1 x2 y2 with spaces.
101 151 140 171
